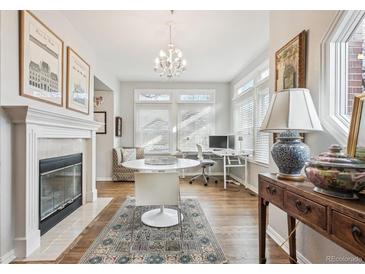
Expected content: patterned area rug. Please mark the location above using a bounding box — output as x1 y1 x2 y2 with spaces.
79 197 227 264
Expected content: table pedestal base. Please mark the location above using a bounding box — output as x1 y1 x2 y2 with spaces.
141 207 183 228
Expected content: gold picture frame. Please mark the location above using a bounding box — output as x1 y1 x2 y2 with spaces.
66 47 90 114
275 30 307 92
347 94 365 160
273 31 307 143
19 10 64 106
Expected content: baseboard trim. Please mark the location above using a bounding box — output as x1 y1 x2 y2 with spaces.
229 173 258 194
96 177 113 182
0 249 16 264
266 224 311 264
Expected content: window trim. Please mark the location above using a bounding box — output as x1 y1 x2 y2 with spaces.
320 10 365 146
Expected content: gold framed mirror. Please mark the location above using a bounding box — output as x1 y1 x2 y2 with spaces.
347 94 365 159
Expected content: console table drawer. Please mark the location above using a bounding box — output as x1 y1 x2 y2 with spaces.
332 211 365 253
284 191 327 230
259 180 284 208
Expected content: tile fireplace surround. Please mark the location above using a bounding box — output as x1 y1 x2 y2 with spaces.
3 106 102 259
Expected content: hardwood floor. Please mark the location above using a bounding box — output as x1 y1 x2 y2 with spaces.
31 178 289 264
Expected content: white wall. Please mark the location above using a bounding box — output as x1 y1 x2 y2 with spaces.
0 108 14 263
119 81 231 148
0 11 119 116
0 10 119 262
268 10 354 263
95 90 114 180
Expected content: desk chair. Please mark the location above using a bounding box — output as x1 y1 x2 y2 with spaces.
189 144 218 186
131 172 183 251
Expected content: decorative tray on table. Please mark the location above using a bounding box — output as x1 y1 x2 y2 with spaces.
144 156 178 165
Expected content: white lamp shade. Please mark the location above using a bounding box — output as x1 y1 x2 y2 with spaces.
260 88 323 132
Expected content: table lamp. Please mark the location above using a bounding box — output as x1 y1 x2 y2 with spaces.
260 88 323 182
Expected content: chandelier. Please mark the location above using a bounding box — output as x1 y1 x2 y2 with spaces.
154 21 187 78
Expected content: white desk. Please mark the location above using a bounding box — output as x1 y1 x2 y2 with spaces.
212 150 249 190
181 149 248 190
122 158 200 228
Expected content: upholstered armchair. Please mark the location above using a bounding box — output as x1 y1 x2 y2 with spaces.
112 147 144 182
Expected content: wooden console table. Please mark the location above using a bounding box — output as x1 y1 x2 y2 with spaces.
258 173 365 263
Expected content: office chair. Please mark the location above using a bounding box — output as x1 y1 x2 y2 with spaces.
189 144 218 186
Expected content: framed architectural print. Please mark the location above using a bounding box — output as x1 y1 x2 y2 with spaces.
348 94 365 160
275 30 307 91
66 47 90 114
19 10 64 106
94 111 107 134
115 116 122 137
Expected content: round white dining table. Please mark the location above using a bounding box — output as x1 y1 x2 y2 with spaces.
122 158 200 228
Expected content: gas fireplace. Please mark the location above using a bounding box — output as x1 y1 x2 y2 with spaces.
39 153 82 235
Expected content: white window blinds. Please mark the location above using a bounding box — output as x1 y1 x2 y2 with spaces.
254 85 270 164
135 106 171 153
233 61 270 164
178 105 214 151
234 92 254 152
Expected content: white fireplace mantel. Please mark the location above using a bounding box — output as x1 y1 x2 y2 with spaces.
3 106 103 258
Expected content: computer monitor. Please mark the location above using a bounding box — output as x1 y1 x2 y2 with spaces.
228 135 235 150
209 135 235 150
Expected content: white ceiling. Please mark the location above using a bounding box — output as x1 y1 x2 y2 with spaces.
62 11 269 82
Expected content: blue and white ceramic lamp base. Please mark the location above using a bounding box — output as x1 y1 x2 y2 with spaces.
272 130 309 182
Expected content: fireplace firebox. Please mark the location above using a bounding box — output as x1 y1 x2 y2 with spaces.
39 153 82 235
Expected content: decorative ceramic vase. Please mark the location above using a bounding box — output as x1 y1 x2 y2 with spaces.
304 144 365 199
271 130 310 181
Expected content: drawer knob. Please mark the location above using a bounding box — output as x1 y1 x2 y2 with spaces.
352 225 365 247
295 200 311 214
266 186 277 195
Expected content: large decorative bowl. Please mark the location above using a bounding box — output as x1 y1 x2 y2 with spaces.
304 144 365 199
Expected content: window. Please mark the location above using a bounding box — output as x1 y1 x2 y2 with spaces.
178 105 214 151
234 92 254 152
138 93 170 102
345 16 365 118
135 105 171 153
134 90 172 103
233 60 270 164
237 79 254 96
321 11 365 145
259 68 270 81
134 89 215 153
254 84 270 164
177 89 215 103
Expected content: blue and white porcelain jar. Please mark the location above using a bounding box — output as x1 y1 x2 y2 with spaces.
271 130 310 181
